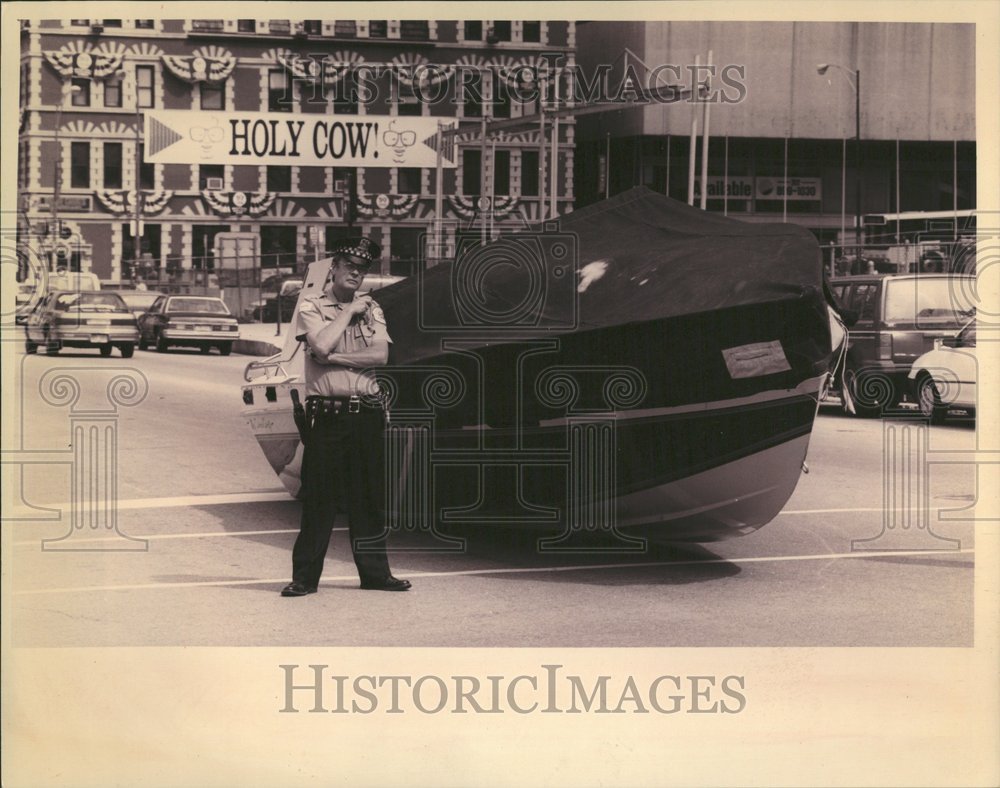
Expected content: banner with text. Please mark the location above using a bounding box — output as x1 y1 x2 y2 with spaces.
144 110 459 168
694 176 821 201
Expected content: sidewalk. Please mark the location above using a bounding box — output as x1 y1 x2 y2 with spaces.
234 322 291 356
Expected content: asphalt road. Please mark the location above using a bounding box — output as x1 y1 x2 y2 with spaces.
7 345 976 647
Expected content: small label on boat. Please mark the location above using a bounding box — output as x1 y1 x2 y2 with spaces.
722 341 791 378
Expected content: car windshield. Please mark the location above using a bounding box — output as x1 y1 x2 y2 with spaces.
54 292 128 312
168 298 230 315
883 278 975 325
956 318 977 347
121 292 162 310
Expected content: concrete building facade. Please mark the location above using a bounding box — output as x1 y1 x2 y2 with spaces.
574 21 976 249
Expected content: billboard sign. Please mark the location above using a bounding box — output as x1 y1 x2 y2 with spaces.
694 176 822 201
144 110 458 168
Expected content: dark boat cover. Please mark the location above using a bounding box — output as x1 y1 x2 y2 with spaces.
251 187 833 535
377 186 827 366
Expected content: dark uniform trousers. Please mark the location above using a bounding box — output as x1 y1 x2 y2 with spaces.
291 406 391 587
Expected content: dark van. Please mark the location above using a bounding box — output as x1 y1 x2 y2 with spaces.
828 274 976 416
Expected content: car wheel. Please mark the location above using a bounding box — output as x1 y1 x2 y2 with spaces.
25 338 37 354
138 332 148 351
199 345 211 354
219 342 233 356
45 342 60 355
916 374 947 426
99 344 113 357
120 343 135 359
842 365 894 418
155 331 169 353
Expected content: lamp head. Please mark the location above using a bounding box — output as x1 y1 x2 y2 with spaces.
816 64 830 75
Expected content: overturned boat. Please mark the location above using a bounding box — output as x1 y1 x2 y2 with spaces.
243 187 841 543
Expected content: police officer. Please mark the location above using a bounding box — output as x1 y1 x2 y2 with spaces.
281 238 411 595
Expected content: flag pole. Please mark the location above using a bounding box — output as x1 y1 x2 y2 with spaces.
687 54 700 205
699 50 712 211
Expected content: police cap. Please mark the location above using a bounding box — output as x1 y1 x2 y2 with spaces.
331 237 381 269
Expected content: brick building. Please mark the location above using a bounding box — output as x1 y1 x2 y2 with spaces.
17 17 577 282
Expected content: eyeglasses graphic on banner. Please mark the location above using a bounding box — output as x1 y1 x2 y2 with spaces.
383 120 418 163
189 119 226 158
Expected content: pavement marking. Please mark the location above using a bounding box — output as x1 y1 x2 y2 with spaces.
13 547 973 596
6 491 294 517
14 528 310 546
12 503 965 546
7 488 962 520
779 507 889 514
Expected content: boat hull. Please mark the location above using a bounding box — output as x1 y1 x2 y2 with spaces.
242 378 822 542
240 188 838 543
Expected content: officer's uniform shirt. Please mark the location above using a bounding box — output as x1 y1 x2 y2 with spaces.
297 290 391 398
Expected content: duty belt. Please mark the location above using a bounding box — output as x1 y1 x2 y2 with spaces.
305 394 388 415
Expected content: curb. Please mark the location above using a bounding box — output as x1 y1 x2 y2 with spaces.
234 338 282 356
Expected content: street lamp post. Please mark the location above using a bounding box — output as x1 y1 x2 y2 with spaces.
52 83 82 269
817 63 862 269
114 69 144 281
133 83 143 281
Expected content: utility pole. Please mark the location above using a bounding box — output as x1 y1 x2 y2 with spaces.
854 69 862 267
699 51 712 211
51 84 81 270
687 54 700 206
816 63 862 267
115 68 144 280
549 116 559 219
133 76 144 281
538 110 546 221
480 115 487 245
434 121 444 264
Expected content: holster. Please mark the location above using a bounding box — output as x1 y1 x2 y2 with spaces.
290 389 309 445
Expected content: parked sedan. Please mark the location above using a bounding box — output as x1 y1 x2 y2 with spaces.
137 295 240 355
119 290 166 321
24 290 138 357
908 317 977 424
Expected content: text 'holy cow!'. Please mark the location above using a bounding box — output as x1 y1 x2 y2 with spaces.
229 119 381 161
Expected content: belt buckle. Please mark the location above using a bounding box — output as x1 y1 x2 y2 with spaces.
348 395 361 413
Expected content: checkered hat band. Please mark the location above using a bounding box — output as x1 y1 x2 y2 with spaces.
338 246 373 261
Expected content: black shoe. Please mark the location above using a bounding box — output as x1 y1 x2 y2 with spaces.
360 575 411 592
281 582 317 597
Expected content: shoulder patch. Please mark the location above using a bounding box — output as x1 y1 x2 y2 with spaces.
299 298 319 313
371 306 386 324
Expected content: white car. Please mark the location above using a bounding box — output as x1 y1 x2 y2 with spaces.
908 317 977 423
